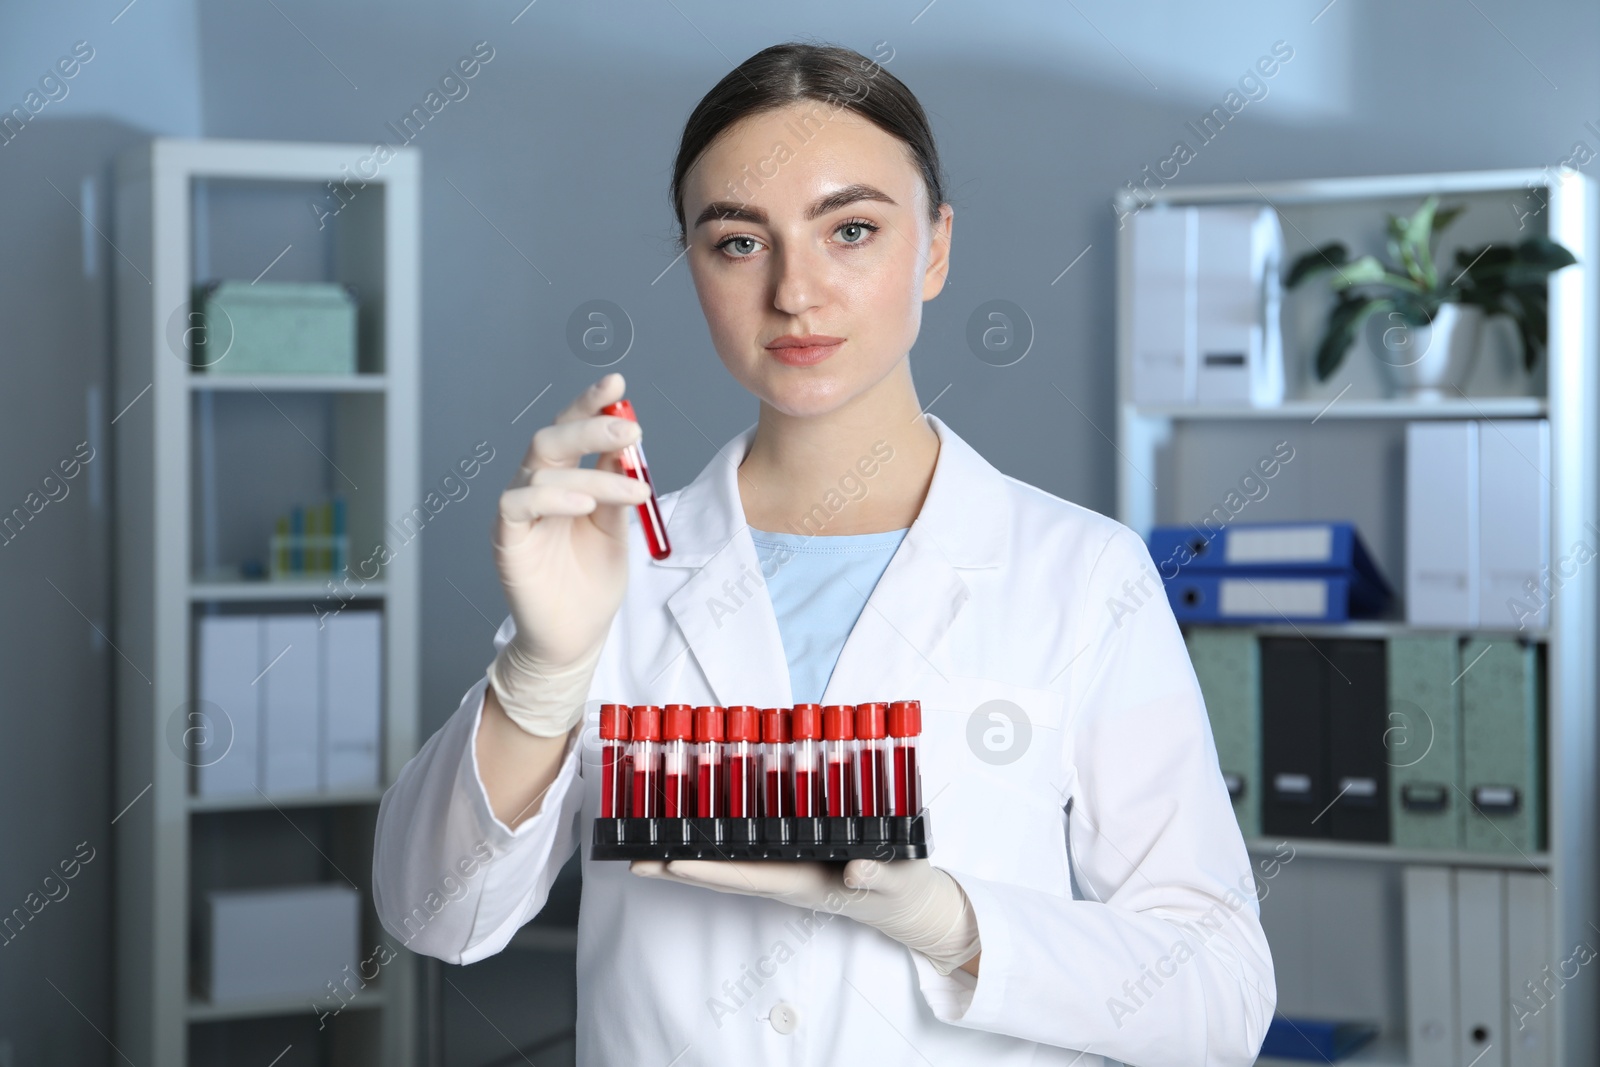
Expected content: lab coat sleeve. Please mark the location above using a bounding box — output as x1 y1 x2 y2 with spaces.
372 614 587 965
912 526 1276 1066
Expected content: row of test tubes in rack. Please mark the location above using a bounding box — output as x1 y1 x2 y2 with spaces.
597 701 924 821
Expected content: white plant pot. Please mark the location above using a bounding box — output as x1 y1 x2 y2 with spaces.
1365 301 1485 401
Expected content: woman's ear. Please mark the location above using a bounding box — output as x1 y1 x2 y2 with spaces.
922 203 954 301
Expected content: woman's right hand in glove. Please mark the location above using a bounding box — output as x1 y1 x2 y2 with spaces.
486 372 653 738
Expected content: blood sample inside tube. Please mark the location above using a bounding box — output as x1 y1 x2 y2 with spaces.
893 745 918 815
790 704 822 818
600 399 671 560
724 706 760 817
888 700 923 817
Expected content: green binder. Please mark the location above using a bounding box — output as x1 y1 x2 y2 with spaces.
1186 628 1260 838
1386 635 1463 850
1460 638 1544 853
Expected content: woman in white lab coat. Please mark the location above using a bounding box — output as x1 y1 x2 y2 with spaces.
373 41 1274 1066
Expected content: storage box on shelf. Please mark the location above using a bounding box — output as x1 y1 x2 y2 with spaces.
1116 169 1596 1066
114 138 420 1067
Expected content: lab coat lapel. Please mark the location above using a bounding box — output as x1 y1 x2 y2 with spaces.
823 415 1011 703
659 427 794 709
656 414 1010 709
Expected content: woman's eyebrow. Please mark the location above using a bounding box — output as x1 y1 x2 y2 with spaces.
693 183 898 229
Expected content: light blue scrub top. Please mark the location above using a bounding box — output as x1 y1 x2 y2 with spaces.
748 526 911 706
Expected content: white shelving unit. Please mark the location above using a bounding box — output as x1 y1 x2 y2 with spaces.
1115 169 1598 1065
112 138 421 1066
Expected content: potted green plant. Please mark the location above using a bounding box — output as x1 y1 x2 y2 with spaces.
1286 195 1576 399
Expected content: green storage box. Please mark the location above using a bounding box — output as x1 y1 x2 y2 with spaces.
192 280 358 375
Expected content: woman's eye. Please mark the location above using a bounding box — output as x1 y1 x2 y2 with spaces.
837 219 879 244
716 235 764 258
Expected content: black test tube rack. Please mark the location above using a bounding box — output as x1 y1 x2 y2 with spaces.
590 810 933 861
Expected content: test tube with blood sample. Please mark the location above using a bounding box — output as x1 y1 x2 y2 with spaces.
821 705 857 818
724 706 761 818
661 704 694 818
693 705 725 817
888 700 923 817
760 707 792 817
598 703 631 818
628 704 663 817
598 399 671 560
790 704 823 817
853 702 889 817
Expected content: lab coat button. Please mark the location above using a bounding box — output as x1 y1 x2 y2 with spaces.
769 1001 799 1035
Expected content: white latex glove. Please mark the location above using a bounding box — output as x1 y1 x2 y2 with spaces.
488 373 654 737
631 858 981 975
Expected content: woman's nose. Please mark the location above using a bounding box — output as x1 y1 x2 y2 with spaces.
771 242 823 316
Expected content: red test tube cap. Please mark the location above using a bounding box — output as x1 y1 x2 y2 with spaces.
822 705 856 741
600 398 637 421
855 702 888 740
599 703 631 741
761 707 791 744
662 704 694 741
631 704 663 741
888 700 922 738
693 705 725 743
725 705 761 742
791 704 823 740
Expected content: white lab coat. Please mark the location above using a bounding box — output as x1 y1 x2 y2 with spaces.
373 414 1276 1066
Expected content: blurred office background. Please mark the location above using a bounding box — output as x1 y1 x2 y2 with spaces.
2 1 1597 1064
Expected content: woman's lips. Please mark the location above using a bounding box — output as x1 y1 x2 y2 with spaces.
764 337 844 366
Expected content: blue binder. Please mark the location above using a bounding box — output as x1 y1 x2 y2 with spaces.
1166 573 1364 623
1258 1017 1377 1061
1149 521 1392 620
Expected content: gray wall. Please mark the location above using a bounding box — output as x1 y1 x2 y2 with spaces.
3 0 1598 1062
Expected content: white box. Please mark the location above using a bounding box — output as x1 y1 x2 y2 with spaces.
1403 865 1459 1066
1455 869 1508 1067
1505 871 1554 1067
1195 205 1284 407
261 616 321 795
322 611 383 790
1479 420 1550 630
203 884 359 1003
1129 204 1284 408
195 616 261 797
1130 205 1194 406
1406 421 1479 626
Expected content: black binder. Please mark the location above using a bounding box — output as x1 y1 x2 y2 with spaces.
1261 637 1390 842
1261 638 1326 838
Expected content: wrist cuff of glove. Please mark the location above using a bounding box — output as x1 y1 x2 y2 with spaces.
920 884 982 976
486 638 601 738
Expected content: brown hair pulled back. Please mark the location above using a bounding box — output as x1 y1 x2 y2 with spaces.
669 42 947 249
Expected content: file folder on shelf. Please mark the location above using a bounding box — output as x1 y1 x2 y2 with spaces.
1258 1017 1378 1061
1152 521 1391 623
1505 871 1554 1067
1455 869 1507 1067
1460 638 1544 854
322 611 382 791
1405 419 1551 630
1478 420 1550 631
1260 638 1328 838
1324 639 1389 843
1406 421 1478 627
261 616 321 795
196 616 262 797
1261 637 1389 842
1184 629 1260 837
1128 205 1285 408
1166 573 1368 623
1387 635 1464 851
1149 521 1383 579
1403 865 1459 1067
